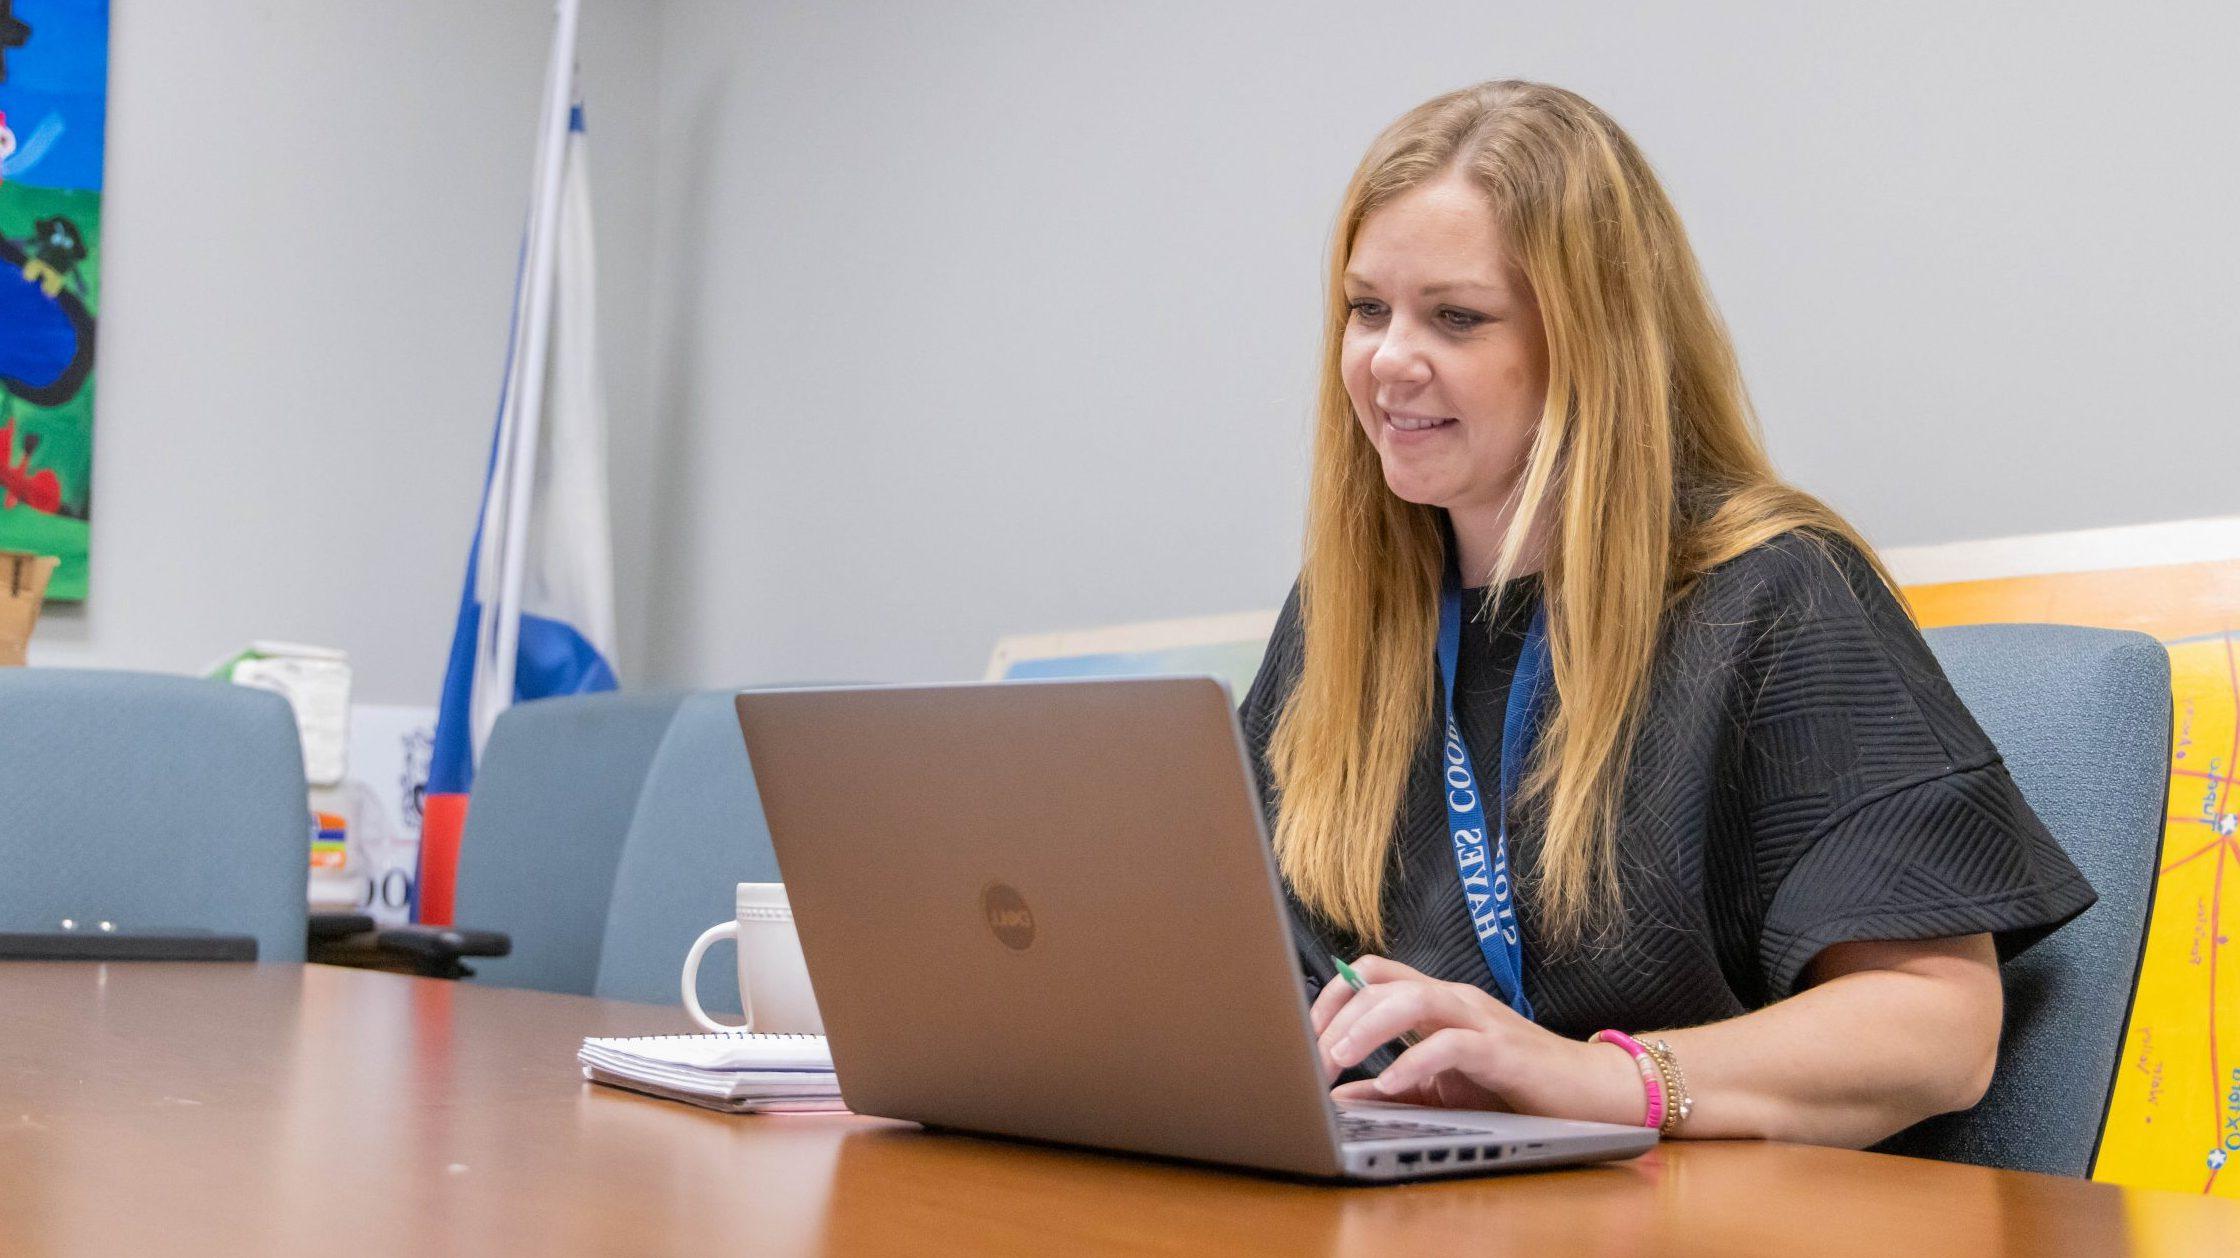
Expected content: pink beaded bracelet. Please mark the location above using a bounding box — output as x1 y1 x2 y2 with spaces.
1590 1028 1666 1131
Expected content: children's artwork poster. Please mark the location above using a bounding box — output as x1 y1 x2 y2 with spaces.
0 1 105 602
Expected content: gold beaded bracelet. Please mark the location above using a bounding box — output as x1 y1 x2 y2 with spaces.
1642 1038 1693 1135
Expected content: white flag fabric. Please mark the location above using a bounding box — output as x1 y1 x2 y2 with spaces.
485 109 618 703
421 99 617 925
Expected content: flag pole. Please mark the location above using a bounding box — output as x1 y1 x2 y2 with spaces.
476 0 582 754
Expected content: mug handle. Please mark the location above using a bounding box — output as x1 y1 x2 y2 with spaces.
681 921 755 1033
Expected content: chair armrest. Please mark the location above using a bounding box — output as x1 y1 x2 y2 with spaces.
306 911 376 941
373 924 512 960
305 915 511 980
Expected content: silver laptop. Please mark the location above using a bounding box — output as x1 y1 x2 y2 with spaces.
733 676 1656 1181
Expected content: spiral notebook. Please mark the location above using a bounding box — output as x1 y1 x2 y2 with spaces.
577 1032 846 1114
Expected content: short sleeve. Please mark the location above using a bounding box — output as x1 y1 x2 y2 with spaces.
1721 536 2098 998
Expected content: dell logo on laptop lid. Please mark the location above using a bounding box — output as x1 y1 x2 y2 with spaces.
982 882 1036 950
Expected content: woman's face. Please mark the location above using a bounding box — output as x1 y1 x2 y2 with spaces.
1341 172 1549 518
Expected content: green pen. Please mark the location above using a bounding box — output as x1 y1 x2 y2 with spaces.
1330 955 1422 1048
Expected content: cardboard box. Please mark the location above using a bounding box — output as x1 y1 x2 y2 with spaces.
0 550 58 666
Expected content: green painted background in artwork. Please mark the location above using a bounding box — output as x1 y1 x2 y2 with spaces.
0 182 101 601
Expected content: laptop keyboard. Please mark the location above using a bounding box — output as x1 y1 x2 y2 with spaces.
1337 1113 1488 1143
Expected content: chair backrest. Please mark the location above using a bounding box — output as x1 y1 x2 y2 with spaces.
455 689 688 995
0 668 311 961
593 691 778 1012
1879 624 2170 1175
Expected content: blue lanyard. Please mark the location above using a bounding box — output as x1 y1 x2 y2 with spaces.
1435 578 1551 1019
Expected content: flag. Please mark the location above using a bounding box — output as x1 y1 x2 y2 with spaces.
418 30 615 925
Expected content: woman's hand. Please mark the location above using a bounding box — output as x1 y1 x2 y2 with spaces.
1313 955 1646 1126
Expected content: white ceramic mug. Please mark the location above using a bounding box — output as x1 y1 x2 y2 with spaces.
680 881 825 1035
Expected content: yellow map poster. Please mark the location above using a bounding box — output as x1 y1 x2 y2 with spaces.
1907 557 2240 1196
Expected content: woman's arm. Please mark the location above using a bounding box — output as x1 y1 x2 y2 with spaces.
1315 934 2003 1148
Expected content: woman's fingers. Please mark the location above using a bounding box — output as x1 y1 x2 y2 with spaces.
1332 1078 1409 1104
1315 954 1428 1045
1316 982 1394 1065
1319 982 1440 1070
1349 954 1433 985
1308 979 1358 1084
1367 1027 1473 1098
1308 970 1357 1038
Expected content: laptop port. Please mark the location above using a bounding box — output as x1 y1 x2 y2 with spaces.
1483 1146 1503 1160
1427 1149 1449 1164
1456 1148 1478 1163
1397 1151 1422 1166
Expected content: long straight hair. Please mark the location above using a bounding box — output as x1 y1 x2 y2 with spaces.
1269 80 1892 950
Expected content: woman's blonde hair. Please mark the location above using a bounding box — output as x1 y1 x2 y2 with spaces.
1269 79 1891 950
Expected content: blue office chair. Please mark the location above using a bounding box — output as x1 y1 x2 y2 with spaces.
593 690 778 1014
451 688 781 1012
0 668 311 961
1878 624 2171 1176
450 689 690 995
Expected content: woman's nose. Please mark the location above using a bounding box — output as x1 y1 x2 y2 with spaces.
1368 323 1431 384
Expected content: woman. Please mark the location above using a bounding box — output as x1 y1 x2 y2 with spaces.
1242 80 2095 1148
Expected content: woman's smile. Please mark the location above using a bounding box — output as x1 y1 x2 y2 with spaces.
1384 410 1460 436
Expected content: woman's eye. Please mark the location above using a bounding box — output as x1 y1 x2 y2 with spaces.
1345 300 1483 331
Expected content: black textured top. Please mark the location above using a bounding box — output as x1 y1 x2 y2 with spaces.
1240 531 2097 1040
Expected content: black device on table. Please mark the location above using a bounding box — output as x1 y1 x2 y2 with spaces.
0 927 259 961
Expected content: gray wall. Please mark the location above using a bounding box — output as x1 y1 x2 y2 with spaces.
637 1 2239 689
30 3 2239 698
27 0 662 704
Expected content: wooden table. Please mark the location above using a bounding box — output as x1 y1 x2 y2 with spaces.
3 963 2235 1256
